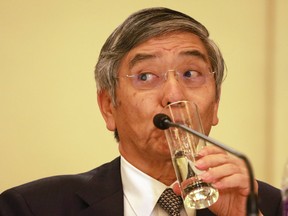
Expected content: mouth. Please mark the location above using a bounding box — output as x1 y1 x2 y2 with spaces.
152 128 167 140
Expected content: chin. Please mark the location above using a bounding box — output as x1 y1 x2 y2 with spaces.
157 144 172 158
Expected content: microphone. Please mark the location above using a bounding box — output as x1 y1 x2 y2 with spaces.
153 113 259 216
153 113 171 130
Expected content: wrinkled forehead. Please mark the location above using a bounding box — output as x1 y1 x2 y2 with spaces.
119 32 210 70
129 50 208 69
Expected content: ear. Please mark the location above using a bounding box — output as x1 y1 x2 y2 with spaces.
212 101 220 126
97 90 116 131
212 89 221 126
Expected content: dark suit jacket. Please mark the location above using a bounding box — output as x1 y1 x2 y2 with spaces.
0 157 283 216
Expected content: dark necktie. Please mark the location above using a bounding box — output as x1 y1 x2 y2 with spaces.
158 188 183 216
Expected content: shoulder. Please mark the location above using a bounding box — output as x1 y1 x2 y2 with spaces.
257 180 282 216
0 157 121 215
2 157 120 195
258 180 281 198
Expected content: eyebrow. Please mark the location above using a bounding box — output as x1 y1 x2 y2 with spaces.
179 50 208 62
129 53 157 69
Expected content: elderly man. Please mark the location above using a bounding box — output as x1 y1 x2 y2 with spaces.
0 7 282 216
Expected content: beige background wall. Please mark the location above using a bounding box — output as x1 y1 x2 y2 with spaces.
1 0 287 193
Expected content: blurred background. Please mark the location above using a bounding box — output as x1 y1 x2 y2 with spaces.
1 0 287 193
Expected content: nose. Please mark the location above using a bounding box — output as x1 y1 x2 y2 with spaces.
164 70 178 81
161 70 187 107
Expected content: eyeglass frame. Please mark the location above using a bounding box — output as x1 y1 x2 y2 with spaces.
116 68 215 90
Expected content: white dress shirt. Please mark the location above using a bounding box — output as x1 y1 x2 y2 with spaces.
121 156 195 216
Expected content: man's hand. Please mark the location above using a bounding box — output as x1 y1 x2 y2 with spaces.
172 145 260 216
195 145 258 216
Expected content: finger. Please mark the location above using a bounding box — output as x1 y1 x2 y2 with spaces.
199 163 244 183
198 145 226 157
196 152 245 171
172 182 181 195
195 153 230 170
212 174 250 196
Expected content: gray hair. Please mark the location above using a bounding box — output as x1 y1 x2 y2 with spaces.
95 7 225 104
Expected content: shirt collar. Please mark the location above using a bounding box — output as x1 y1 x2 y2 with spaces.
120 156 167 216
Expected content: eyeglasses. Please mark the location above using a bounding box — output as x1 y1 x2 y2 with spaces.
119 69 215 90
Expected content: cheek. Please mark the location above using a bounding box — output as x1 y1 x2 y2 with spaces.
198 103 218 134
114 90 153 130
187 84 218 133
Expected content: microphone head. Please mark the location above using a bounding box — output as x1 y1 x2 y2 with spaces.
153 113 172 130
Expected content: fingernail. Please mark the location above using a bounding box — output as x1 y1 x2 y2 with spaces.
195 159 204 168
212 182 220 188
199 171 209 180
197 150 205 157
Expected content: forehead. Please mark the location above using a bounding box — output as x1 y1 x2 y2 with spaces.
121 32 209 68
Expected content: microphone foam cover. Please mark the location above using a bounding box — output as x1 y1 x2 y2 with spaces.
153 113 171 130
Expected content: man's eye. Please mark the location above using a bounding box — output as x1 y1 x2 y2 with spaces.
183 70 200 78
137 72 156 81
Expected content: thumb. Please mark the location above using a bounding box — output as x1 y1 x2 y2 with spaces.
172 182 181 196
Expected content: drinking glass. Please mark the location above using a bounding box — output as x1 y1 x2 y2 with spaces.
163 100 219 209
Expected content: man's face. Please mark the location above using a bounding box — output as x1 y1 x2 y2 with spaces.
98 32 220 162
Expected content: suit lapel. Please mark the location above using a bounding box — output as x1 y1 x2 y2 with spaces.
74 157 215 216
76 157 124 216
